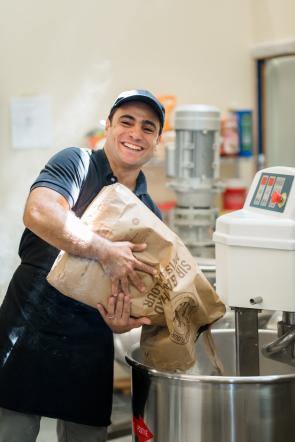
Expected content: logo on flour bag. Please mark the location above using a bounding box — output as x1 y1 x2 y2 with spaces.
143 254 191 313
164 253 192 279
143 254 196 345
169 299 197 345
143 282 164 314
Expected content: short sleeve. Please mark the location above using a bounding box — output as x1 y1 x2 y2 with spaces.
30 147 91 208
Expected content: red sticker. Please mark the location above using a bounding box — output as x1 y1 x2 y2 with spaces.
133 415 154 442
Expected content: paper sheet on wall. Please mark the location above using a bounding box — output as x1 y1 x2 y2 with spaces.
10 95 53 149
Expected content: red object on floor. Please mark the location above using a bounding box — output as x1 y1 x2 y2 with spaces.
132 415 154 442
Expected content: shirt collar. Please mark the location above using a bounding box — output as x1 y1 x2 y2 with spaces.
134 170 147 196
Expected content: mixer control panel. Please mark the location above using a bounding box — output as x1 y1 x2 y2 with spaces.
250 173 294 212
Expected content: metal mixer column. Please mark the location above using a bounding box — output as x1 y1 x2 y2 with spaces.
166 105 221 258
234 308 260 376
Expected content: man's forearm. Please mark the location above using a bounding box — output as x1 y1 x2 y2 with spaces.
23 188 109 262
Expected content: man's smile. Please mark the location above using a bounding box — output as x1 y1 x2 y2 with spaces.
121 142 144 152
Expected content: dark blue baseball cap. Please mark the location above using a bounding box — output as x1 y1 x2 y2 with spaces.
109 89 165 134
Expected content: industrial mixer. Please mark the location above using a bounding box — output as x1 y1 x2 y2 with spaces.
126 166 295 442
214 166 295 374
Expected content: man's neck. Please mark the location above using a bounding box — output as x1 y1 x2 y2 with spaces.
115 169 139 191
104 149 140 191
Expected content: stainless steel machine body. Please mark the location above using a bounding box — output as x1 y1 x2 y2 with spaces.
127 329 295 442
166 105 220 258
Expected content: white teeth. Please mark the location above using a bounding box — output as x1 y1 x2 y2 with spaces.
123 142 142 151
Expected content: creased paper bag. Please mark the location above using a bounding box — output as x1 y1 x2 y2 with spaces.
47 183 225 371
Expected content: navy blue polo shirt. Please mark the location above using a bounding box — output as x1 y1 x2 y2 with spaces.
0 147 161 427
19 147 161 271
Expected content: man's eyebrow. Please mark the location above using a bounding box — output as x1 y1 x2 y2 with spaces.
119 114 157 130
119 114 135 121
142 120 157 130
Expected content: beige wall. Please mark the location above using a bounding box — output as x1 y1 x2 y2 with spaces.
0 0 293 299
250 0 295 43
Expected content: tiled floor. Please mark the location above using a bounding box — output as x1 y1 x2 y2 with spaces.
37 417 132 441
113 438 131 442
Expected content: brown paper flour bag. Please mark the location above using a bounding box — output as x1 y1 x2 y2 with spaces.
140 267 225 371
47 183 225 371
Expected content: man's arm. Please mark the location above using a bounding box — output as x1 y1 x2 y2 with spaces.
23 187 156 297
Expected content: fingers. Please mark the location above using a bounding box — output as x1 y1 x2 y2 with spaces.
111 272 146 297
96 303 107 320
107 295 116 319
96 295 120 324
114 293 125 319
137 317 152 326
111 280 120 297
130 242 147 252
97 293 151 333
121 295 131 323
128 316 151 328
130 243 158 276
120 277 130 297
128 272 145 293
134 259 157 277
111 277 130 297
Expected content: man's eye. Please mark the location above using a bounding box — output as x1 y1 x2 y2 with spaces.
121 120 131 126
144 127 154 133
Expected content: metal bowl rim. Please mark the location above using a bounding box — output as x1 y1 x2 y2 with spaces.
125 354 295 383
125 329 295 384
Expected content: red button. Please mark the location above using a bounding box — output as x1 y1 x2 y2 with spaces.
261 176 267 185
271 191 282 204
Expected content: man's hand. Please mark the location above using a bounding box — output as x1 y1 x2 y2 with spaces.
97 293 151 334
99 241 157 297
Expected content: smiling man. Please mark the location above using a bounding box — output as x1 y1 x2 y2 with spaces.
0 90 165 442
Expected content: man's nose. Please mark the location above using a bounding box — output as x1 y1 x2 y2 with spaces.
129 124 142 140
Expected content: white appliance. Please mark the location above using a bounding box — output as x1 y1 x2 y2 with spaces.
213 166 295 373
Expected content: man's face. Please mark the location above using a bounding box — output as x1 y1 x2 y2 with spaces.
104 101 161 170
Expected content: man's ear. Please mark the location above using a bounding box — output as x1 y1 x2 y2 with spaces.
104 118 111 135
156 134 162 145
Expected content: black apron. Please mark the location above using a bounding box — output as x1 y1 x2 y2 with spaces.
0 263 114 426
